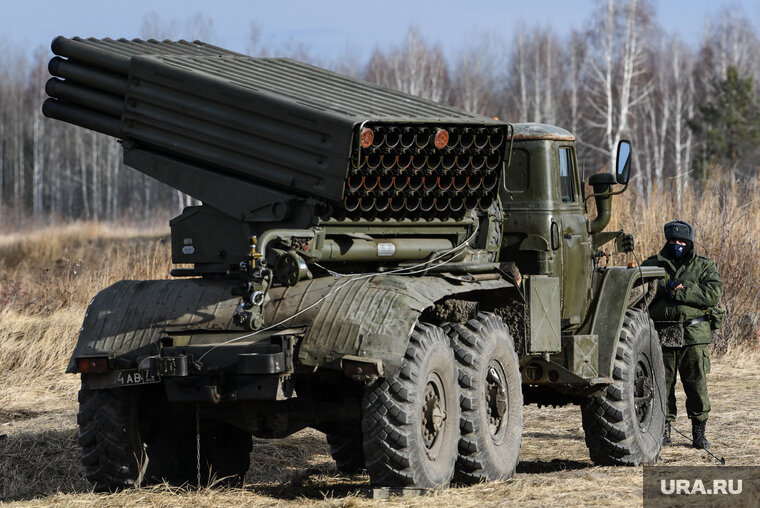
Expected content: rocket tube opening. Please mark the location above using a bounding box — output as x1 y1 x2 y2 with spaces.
426 154 442 170
347 175 365 191
420 196 435 212
459 128 474 149
360 196 376 212
394 176 410 191
449 196 465 212
375 194 391 211
482 174 498 191
441 153 456 170
381 154 397 170
397 152 412 169
404 196 421 212
479 194 494 210
470 154 485 170
456 155 471 171
464 195 479 210
400 128 415 148
385 128 400 148
366 153 382 169
344 195 361 212
437 175 453 191
486 152 502 170
415 128 431 148
434 197 450 212
411 154 427 171
378 175 395 191
467 175 483 191
423 177 438 191
408 175 424 191
474 128 488 149
371 127 385 148
489 128 504 149
363 176 380 191
390 195 406 212
453 175 468 191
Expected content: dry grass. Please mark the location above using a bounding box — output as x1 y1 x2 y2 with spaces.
1 357 758 507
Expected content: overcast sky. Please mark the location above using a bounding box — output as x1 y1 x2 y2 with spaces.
3 0 759 62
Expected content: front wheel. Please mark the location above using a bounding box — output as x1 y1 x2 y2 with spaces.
362 322 460 488
581 308 666 465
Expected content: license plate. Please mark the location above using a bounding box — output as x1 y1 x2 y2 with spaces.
114 369 159 386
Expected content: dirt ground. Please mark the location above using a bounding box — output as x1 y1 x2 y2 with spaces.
1 357 757 508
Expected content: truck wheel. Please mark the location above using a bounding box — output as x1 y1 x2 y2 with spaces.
581 308 666 465
198 424 252 486
78 380 252 490
446 312 523 482
326 432 365 474
77 381 145 491
362 322 460 488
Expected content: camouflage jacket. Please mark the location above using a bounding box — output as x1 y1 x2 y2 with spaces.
642 247 723 345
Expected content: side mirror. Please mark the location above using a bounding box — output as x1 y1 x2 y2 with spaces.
616 140 632 185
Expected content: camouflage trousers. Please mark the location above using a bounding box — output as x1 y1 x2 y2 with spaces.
662 344 711 422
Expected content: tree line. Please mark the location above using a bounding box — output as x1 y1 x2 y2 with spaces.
1 0 759 223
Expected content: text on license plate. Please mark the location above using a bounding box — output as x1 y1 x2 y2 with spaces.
115 369 159 386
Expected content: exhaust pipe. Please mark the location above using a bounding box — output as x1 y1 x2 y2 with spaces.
588 173 615 234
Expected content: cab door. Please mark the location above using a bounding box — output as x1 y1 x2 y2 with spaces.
557 145 591 329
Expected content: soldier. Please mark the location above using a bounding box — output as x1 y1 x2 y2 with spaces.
642 220 723 450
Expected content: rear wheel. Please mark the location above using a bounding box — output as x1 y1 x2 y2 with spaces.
326 432 365 474
581 308 666 465
445 312 522 483
77 379 252 490
362 322 460 488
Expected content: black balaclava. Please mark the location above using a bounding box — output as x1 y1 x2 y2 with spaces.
663 219 694 260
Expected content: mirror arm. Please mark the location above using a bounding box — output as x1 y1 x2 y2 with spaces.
582 181 628 207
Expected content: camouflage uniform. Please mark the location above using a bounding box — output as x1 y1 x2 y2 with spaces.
642 220 722 448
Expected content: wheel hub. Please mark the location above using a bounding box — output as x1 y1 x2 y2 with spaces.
486 363 508 437
421 380 447 456
634 355 654 431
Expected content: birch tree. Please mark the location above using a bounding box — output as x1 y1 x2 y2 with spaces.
584 0 655 184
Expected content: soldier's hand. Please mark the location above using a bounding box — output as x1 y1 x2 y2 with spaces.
666 279 684 297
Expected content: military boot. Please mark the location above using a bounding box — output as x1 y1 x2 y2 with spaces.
663 421 672 445
692 419 710 449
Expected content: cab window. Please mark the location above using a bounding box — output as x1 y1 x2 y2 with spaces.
504 148 529 192
559 147 575 202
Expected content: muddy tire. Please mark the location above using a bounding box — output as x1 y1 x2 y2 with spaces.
78 380 251 490
362 322 460 488
445 312 523 483
198 424 252 486
326 432 365 474
77 381 145 491
581 308 666 465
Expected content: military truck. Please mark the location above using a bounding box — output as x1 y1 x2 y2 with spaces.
43 36 667 491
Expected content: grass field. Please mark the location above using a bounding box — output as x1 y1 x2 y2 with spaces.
1 359 757 507
1 176 759 507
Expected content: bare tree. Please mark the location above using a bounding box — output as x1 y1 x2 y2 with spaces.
364 27 451 104
584 0 655 183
